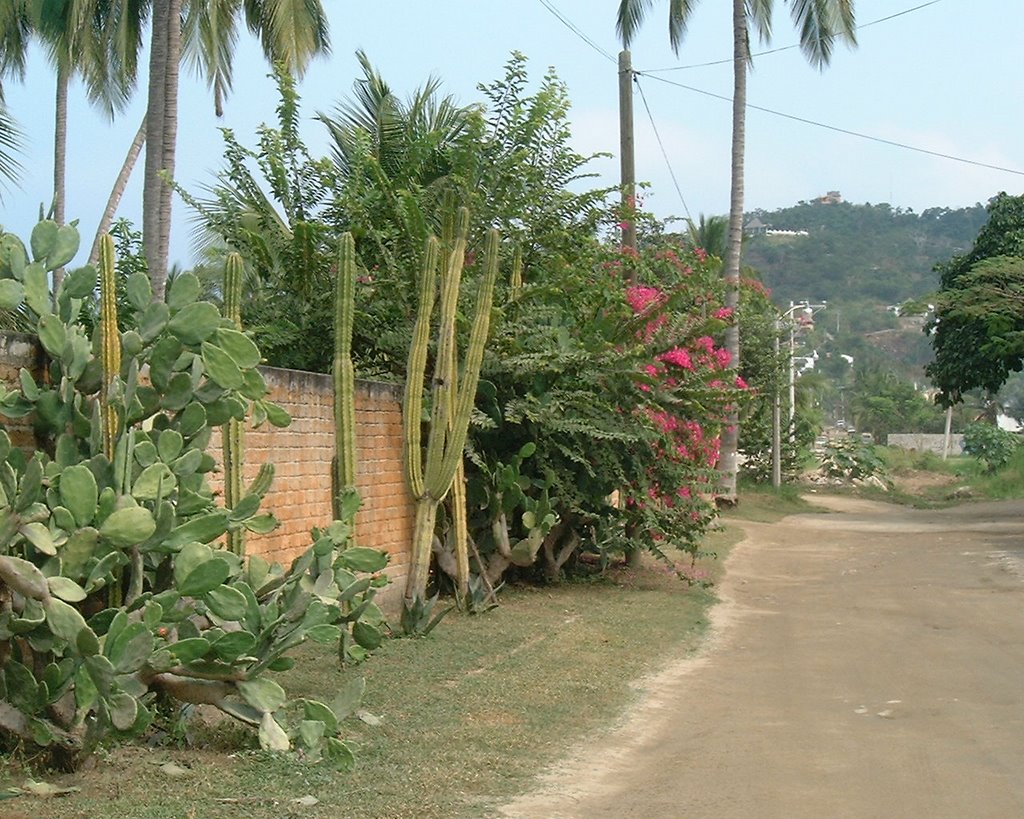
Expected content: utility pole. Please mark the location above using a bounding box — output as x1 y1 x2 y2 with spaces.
772 327 782 488
618 50 637 252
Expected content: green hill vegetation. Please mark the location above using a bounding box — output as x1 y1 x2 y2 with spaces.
739 197 991 434
742 199 988 306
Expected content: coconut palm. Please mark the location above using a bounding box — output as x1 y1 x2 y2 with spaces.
143 0 331 302
0 1 31 195
616 0 856 502
32 0 142 290
686 212 728 260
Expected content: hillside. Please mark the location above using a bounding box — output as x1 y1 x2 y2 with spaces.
740 198 989 384
742 199 988 306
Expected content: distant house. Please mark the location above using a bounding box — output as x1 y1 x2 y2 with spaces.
744 217 769 236
813 190 843 205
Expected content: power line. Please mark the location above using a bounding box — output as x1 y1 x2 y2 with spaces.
536 0 617 64
641 0 945 74
638 72 1024 178
634 75 692 222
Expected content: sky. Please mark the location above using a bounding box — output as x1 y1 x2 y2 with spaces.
1 0 1022 269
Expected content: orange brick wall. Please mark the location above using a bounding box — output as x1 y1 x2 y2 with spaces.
0 335 414 603
210 368 415 592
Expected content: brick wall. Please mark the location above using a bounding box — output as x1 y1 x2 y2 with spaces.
0 334 414 604
210 368 414 594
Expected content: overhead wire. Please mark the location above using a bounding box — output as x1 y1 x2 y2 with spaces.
536 0 1021 209
641 0 945 73
537 0 617 63
637 72 1024 178
634 75 693 221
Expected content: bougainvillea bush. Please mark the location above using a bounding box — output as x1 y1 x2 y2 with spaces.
461 236 741 586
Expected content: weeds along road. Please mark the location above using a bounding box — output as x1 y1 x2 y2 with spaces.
499 495 1024 819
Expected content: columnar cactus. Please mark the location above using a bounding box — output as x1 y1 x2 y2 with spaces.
222 253 246 555
333 234 358 530
510 244 523 301
98 234 121 461
402 210 499 605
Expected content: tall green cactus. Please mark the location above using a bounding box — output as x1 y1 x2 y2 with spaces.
98 234 124 606
222 253 246 555
510 244 523 301
333 234 358 531
98 234 120 461
402 210 500 605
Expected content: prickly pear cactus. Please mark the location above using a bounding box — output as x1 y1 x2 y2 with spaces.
0 221 389 769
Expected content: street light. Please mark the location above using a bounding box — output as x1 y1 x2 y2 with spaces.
772 300 827 488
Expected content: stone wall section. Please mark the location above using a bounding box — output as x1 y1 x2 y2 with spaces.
886 432 964 455
0 333 45 455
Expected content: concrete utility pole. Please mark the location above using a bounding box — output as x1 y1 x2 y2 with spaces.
772 328 782 488
618 50 637 251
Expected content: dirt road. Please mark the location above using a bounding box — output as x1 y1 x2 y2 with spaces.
499 495 1024 818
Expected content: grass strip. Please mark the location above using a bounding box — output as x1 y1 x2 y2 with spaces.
13 549 727 819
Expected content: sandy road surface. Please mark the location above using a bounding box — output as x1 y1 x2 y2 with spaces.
498 496 1024 818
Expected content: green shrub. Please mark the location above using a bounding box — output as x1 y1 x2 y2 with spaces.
962 422 1020 473
819 439 888 482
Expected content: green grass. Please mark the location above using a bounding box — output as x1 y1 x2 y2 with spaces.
728 481 821 523
4 550 726 819
876 445 954 475
951 447 1024 499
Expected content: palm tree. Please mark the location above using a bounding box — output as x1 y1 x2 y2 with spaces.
616 0 856 502
0 1 31 196
686 212 728 260
32 0 141 291
143 0 331 302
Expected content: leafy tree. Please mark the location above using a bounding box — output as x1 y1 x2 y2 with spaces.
616 0 857 502
847 363 945 441
927 193 1024 403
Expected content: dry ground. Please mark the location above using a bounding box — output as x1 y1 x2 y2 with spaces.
499 495 1024 818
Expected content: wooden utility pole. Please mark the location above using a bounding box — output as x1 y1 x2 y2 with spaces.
618 50 637 251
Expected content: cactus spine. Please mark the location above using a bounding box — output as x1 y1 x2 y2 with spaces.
333 234 359 534
403 210 499 605
98 234 120 460
222 252 246 555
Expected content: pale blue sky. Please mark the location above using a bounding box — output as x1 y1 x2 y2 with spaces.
2 0 1021 268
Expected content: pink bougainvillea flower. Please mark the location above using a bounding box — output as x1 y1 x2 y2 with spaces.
626 285 663 313
714 347 732 368
694 336 715 353
734 375 749 389
658 347 693 370
714 307 734 320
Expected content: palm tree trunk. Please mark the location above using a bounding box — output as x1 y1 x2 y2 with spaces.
89 116 146 266
717 0 748 505
143 0 182 302
52 64 68 294
143 0 168 299
156 0 182 300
